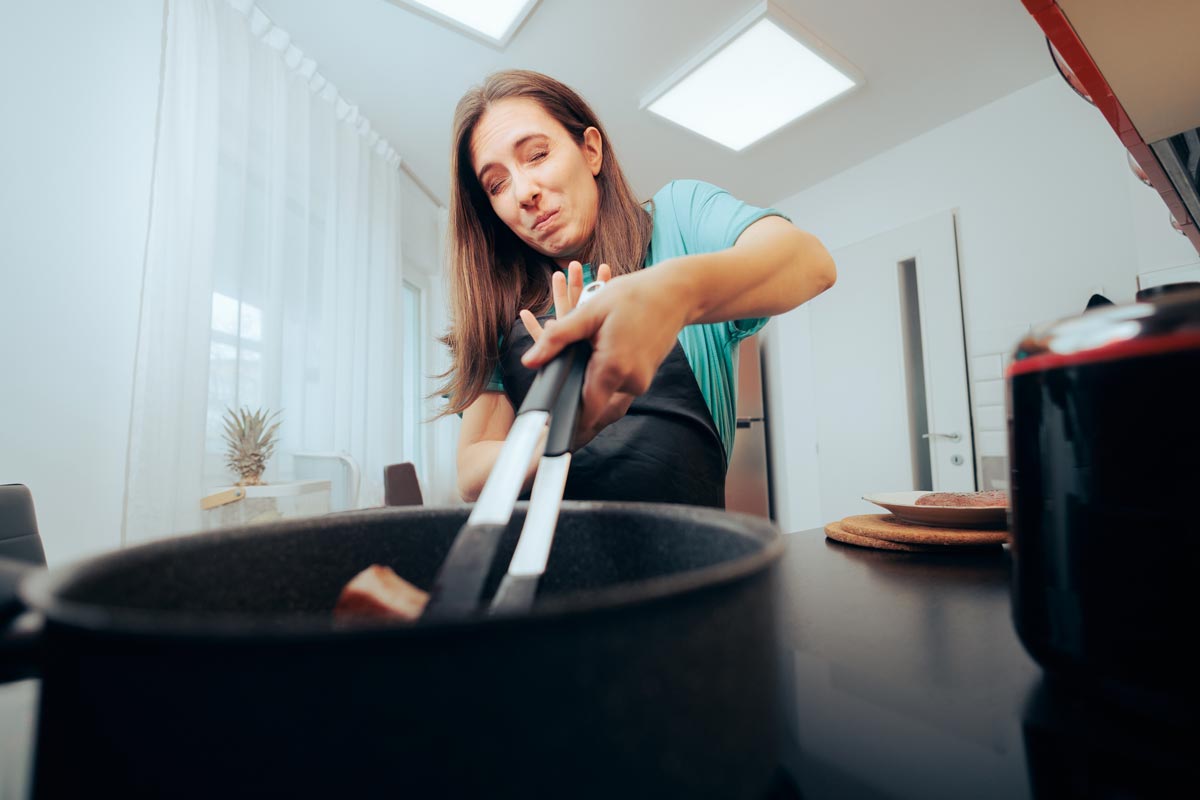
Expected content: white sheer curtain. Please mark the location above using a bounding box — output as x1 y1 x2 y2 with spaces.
123 0 409 544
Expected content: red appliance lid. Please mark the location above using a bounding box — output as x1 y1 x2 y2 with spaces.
1008 289 1200 376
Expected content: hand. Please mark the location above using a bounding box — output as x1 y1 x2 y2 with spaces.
519 260 691 444
519 261 635 450
518 259 596 337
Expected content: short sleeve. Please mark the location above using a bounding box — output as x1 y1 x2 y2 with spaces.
668 180 789 342
485 363 505 393
449 364 506 419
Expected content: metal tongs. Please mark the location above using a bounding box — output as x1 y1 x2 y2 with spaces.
422 281 605 621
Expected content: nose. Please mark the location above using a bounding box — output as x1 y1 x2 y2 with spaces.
512 170 540 207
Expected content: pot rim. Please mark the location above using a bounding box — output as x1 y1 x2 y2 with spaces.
18 501 785 642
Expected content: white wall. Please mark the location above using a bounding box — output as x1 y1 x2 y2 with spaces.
765 75 1200 534
0 1 164 565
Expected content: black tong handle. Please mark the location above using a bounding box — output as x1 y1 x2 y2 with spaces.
517 339 587 419
542 340 590 457
423 339 590 621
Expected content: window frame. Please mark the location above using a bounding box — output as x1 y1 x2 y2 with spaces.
400 272 431 482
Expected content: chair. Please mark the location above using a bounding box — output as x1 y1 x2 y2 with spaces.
383 463 424 507
2 485 45 685
0 484 47 566
293 452 361 512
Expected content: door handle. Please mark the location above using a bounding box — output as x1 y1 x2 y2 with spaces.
922 431 961 442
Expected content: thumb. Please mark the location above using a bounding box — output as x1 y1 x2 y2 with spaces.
578 366 626 435
521 304 603 368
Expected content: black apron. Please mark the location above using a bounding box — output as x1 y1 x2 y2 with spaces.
499 314 727 508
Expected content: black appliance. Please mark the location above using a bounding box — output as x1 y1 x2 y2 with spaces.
1007 289 1200 710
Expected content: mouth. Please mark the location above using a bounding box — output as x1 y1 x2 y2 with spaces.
532 210 559 232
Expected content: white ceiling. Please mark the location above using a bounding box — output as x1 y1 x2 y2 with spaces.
256 0 1055 208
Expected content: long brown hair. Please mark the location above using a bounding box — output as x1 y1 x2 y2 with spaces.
436 70 653 417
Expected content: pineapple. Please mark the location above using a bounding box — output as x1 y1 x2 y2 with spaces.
222 407 281 486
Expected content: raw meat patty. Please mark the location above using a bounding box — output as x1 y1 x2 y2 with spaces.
915 490 1007 508
334 565 429 621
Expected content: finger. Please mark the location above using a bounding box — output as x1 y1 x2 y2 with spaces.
568 260 584 309
596 391 634 429
521 303 603 368
578 358 626 434
519 309 543 343
597 263 612 283
551 270 568 318
571 391 635 451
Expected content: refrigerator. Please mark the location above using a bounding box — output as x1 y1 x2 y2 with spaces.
725 335 771 519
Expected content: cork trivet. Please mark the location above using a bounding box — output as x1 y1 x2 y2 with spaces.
840 514 1008 547
824 521 948 552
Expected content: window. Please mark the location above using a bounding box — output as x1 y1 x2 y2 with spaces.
203 143 321 485
401 280 424 469
207 291 265 454
122 0 415 537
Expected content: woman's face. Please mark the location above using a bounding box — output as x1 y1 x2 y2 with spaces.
470 97 603 268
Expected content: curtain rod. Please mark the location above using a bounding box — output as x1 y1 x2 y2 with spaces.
400 161 445 210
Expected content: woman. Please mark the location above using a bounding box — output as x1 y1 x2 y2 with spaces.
439 70 836 508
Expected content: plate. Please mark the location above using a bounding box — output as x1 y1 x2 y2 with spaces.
862 491 1007 529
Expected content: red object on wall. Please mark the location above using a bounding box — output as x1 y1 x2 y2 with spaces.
1047 40 1092 104
1022 0 1200 253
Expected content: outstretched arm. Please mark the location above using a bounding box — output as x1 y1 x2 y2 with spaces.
520 216 836 436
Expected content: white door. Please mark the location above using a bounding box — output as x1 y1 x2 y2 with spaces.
808 211 974 522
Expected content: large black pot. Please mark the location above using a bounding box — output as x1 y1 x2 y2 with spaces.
1007 290 1200 708
2 502 783 799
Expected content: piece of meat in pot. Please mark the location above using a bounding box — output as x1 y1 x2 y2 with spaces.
915 490 1007 508
334 565 428 621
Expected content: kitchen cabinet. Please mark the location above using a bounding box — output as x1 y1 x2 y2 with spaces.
1024 0 1200 254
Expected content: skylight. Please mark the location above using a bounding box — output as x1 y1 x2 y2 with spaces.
641 2 860 151
391 0 539 47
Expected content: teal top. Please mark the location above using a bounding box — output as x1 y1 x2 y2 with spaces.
487 179 788 463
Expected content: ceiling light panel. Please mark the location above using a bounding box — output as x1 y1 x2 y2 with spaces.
641 1 861 151
389 0 540 48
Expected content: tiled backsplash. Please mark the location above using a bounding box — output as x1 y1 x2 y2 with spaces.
974 379 1004 407
975 381 1009 490
980 456 1009 492
968 326 1028 493
974 405 1005 430
970 354 1003 381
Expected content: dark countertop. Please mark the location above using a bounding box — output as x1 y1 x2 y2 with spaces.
775 530 1037 799
1 527 1188 799
774 529 1189 800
